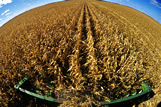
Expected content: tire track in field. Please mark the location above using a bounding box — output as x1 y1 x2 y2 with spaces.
81 4 87 41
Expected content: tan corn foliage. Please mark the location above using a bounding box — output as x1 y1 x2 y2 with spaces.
0 0 161 106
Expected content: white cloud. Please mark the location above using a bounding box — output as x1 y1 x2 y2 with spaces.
1 9 10 15
0 0 12 5
0 18 2 21
151 0 161 9
5 12 12 16
0 0 12 8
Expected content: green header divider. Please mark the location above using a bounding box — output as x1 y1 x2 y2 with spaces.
100 82 152 105
14 77 152 106
14 77 61 103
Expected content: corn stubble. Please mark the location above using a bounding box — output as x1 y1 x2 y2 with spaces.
0 0 161 106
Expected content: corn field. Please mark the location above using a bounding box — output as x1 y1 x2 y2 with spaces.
0 0 161 106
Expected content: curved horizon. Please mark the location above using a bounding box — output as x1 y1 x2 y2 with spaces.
0 0 161 27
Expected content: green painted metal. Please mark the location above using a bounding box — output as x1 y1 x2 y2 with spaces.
14 77 152 106
100 82 152 106
14 77 61 103
131 90 137 95
14 77 28 89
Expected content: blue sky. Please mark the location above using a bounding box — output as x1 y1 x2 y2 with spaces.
0 0 161 27
0 0 63 27
104 0 161 24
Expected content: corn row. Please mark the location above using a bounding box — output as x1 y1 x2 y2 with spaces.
68 5 85 90
84 6 100 90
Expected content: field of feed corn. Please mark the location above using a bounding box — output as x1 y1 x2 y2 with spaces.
0 0 161 106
